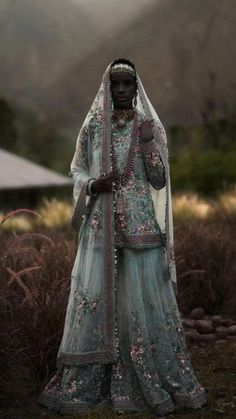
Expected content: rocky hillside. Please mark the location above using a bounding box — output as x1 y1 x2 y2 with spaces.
1 0 235 136
49 0 236 134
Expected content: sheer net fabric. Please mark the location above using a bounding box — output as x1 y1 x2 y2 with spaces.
38 63 206 415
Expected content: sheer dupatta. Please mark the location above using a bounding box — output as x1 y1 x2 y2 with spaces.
58 66 117 366
58 63 177 368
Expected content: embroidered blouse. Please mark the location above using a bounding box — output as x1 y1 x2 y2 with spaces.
111 118 166 248
74 110 166 249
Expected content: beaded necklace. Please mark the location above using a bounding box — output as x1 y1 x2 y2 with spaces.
111 112 139 214
112 108 135 128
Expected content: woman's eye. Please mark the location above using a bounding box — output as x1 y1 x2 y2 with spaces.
124 80 132 86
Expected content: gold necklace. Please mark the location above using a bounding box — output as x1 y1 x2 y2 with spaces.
112 108 135 128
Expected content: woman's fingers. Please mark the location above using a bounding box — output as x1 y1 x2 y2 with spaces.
139 119 154 142
92 171 116 193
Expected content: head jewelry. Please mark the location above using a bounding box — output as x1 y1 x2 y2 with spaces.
110 63 136 78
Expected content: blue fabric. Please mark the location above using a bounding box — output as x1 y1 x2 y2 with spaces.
38 247 206 415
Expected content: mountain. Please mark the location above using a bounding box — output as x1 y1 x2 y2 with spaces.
0 0 236 138
0 0 101 115
46 0 236 134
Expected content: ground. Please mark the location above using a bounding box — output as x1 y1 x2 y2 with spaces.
0 342 235 419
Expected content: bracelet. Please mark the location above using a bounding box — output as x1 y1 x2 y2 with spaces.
87 178 97 196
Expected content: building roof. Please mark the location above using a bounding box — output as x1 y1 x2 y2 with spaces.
0 148 72 190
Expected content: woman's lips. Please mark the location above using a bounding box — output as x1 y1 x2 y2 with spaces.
116 97 128 101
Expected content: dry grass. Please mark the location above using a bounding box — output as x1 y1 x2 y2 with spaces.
0 196 236 418
0 198 73 232
0 228 76 395
173 194 213 220
1 191 236 231
175 221 236 317
173 190 236 222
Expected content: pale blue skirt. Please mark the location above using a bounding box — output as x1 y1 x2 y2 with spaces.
38 246 206 416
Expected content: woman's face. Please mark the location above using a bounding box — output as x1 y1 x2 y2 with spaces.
110 72 136 109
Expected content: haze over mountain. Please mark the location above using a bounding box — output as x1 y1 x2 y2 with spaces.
0 0 102 112
71 0 155 34
1 0 235 138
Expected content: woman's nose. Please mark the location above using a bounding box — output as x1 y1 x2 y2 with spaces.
118 83 125 93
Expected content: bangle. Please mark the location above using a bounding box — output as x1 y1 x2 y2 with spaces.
87 178 97 196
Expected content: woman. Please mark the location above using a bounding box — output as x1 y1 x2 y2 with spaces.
38 59 207 416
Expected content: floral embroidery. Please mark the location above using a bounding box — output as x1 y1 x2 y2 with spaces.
72 291 99 326
111 119 164 245
89 215 99 231
130 344 145 361
149 151 161 167
113 361 123 381
116 214 127 230
86 209 102 240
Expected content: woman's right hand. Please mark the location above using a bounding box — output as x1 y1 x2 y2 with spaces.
91 171 116 194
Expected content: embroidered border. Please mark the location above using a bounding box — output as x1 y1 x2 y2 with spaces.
57 350 116 366
71 178 90 232
38 393 89 414
173 389 207 408
102 67 115 355
115 233 162 247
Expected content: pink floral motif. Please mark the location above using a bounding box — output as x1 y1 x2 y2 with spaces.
125 177 135 191
113 361 123 380
91 216 99 230
68 380 78 394
134 143 141 153
96 112 103 122
82 127 89 136
144 372 152 381
177 353 191 373
117 214 127 229
149 151 160 167
78 298 86 310
150 344 156 353
77 293 99 323
139 185 146 197
177 354 185 363
91 300 98 311
130 344 145 361
113 135 128 147
137 220 155 234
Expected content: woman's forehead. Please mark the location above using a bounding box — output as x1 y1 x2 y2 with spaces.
110 72 135 82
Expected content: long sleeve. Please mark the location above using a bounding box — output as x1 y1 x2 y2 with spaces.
141 138 166 190
70 122 93 232
70 124 91 202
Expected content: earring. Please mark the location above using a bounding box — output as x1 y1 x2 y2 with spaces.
133 95 137 108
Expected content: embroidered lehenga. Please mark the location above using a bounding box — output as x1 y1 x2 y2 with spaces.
38 64 206 416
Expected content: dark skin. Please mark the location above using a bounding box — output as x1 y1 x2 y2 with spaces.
92 71 153 194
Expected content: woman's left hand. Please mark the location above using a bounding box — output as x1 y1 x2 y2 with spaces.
139 120 153 143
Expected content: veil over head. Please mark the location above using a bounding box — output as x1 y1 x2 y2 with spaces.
60 61 178 366
71 62 177 293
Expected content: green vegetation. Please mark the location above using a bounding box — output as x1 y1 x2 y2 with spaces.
0 97 72 174
1 95 236 196
168 116 236 196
